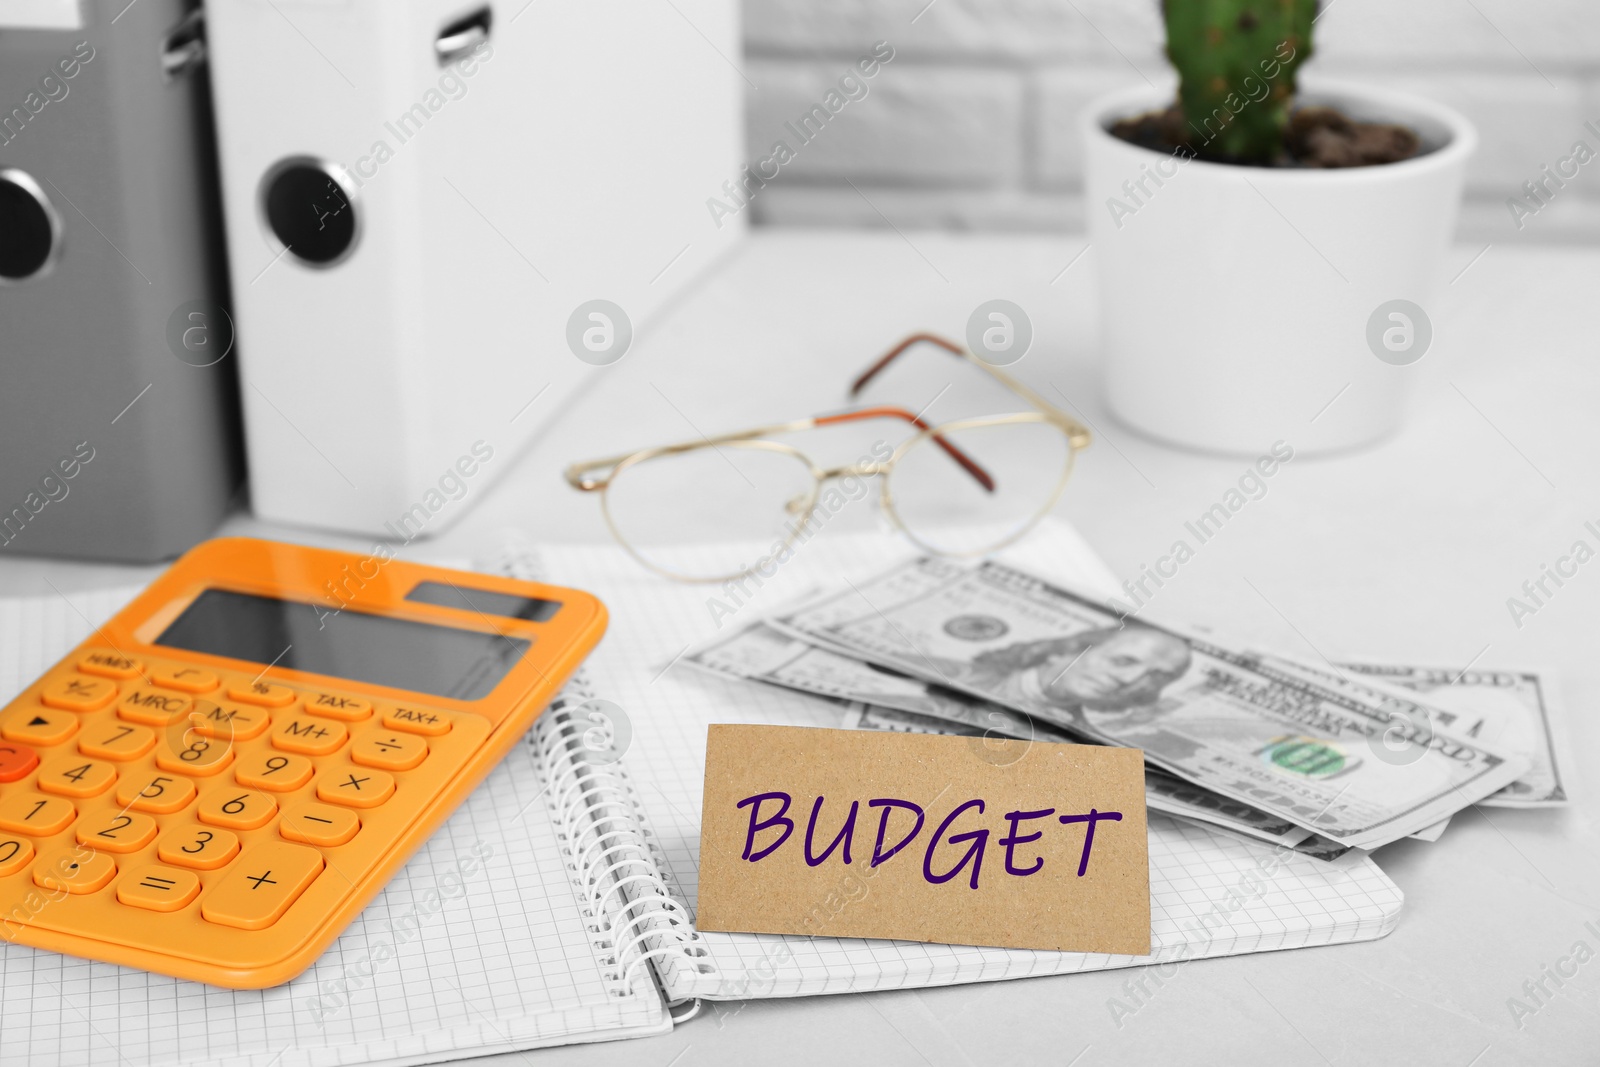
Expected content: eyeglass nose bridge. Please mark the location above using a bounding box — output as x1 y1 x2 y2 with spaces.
782 462 888 516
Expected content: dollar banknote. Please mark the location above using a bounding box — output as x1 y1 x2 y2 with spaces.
840 703 1347 859
1338 662 1568 808
773 557 1530 850
684 619 1315 850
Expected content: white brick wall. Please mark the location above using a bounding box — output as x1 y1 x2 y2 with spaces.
741 0 1600 241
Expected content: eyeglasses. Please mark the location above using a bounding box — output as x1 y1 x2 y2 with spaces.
564 333 1092 583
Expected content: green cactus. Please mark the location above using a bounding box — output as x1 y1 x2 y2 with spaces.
1163 0 1316 163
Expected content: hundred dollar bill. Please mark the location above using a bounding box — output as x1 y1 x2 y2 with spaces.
840 703 1347 858
1339 662 1568 808
773 557 1530 850
685 620 1313 849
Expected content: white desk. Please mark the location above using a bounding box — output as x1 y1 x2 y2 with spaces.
3 231 1596 1066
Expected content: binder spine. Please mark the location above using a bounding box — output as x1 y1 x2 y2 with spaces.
532 670 718 998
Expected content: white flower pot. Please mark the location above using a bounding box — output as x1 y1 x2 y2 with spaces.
1082 79 1476 455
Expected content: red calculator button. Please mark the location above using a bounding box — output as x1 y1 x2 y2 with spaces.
0 744 39 783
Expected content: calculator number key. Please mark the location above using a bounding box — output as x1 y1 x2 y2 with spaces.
350 730 428 771
235 753 314 792
40 676 118 712
271 716 347 756
0 795 76 836
78 722 156 762
74 811 158 854
279 802 360 847
201 842 324 931
157 826 241 871
36 756 116 799
116 773 197 815
154 731 234 776
117 865 201 912
197 788 278 831
0 837 35 877
33 847 116 895
316 768 395 809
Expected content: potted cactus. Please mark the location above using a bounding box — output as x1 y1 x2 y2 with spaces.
1081 0 1476 454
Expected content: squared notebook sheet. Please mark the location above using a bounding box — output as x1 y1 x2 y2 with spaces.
0 587 669 1067
500 518 1404 1002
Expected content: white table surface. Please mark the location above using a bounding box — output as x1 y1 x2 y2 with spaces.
3 230 1596 1066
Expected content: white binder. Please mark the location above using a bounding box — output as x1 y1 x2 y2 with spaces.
204 0 745 535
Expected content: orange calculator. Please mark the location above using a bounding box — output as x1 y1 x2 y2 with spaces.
0 537 605 988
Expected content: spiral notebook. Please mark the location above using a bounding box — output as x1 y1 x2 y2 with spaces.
0 519 1404 1065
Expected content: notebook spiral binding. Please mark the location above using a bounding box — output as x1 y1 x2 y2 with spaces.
487 535 719 1002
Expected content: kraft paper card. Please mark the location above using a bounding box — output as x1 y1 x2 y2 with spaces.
697 724 1150 955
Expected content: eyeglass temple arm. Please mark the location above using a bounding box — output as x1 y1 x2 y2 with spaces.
849 333 965 395
850 332 1092 449
815 406 995 492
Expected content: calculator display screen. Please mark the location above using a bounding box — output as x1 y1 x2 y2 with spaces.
154 588 531 701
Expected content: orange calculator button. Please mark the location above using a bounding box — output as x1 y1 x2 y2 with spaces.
116 772 197 815
155 734 234 777
77 652 144 680
1 707 78 748
226 681 296 708
117 865 201 912
350 730 428 772
0 743 39 783
34 848 115 895
0 837 34 877
316 768 395 809
189 700 271 742
119 686 192 727
0 795 75 835
78 722 156 762
383 706 451 737
201 842 324 931
36 756 116 799
158 826 240 870
235 752 314 792
40 676 118 713
279 803 360 847
271 716 347 756
149 666 219 693
305 692 372 721
197 788 279 831
75 811 158 854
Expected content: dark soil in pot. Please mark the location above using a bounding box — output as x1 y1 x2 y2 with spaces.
1110 104 1420 168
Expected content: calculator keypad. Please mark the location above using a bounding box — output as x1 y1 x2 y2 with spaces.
0 648 489 954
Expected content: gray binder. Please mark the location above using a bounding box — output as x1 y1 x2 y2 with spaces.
0 0 241 562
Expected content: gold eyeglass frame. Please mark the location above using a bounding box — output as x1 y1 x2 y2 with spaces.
564 333 1093 583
